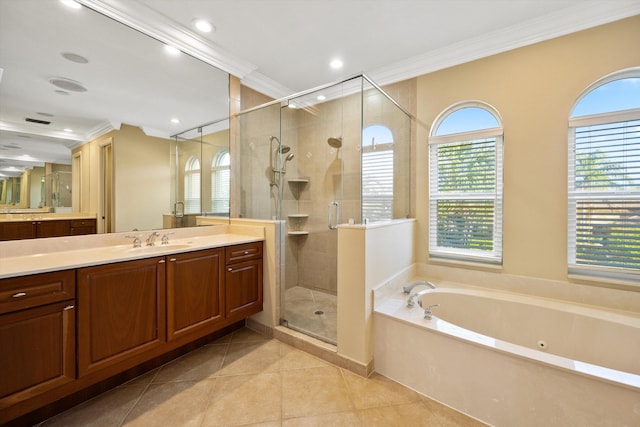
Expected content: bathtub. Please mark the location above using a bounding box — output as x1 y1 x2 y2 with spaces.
373 284 640 427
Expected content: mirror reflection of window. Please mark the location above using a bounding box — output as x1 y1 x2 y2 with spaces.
184 157 201 214
211 150 230 215
362 125 394 222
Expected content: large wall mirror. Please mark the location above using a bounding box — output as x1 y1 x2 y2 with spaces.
0 0 230 234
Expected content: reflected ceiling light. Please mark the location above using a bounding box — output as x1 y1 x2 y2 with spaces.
60 0 82 9
62 52 89 64
193 19 214 33
164 45 181 55
330 59 343 69
317 95 326 101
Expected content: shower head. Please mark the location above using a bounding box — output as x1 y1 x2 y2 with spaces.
281 145 291 154
285 153 294 161
328 137 342 148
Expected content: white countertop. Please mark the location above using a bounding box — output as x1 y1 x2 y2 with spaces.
0 225 264 279
0 213 97 222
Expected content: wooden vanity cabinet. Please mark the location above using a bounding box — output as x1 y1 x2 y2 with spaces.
77 257 166 378
166 248 224 343
0 271 76 410
225 242 263 319
0 218 96 241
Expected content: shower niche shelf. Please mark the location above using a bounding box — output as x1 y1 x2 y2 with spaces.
287 214 308 218
288 177 309 184
287 231 309 236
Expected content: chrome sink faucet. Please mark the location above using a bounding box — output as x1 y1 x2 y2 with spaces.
146 231 160 246
125 235 142 248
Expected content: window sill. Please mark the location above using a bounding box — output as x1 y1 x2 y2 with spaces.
427 255 502 272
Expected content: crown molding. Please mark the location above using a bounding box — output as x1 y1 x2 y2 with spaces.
369 2 640 87
78 0 257 78
80 120 121 145
240 71 294 101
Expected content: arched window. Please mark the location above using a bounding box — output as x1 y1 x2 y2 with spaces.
429 102 503 264
362 125 394 222
568 69 640 278
184 156 200 214
211 150 230 214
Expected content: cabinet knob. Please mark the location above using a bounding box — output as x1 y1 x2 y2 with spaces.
170 258 177 262
244 251 249 255
64 305 75 311
12 292 27 298
158 260 166 264
228 267 233 272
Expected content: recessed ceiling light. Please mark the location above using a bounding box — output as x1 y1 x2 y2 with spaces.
60 0 81 9
288 103 297 109
330 59 343 69
49 77 87 92
171 118 180 124
62 52 89 64
64 128 73 132
164 45 181 55
37 112 55 117
317 95 326 101
192 19 214 33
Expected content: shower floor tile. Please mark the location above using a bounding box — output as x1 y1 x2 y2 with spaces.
283 286 337 344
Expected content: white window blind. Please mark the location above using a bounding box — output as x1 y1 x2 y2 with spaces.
211 151 230 214
568 117 640 274
184 157 200 214
429 133 503 263
362 144 393 222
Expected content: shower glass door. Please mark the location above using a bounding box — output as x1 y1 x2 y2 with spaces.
278 78 362 345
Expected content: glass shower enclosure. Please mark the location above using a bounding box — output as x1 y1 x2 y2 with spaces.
235 75 411 344
169 119 231 228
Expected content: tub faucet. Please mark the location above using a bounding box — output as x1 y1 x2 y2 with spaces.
407 288 432 308
403 280 436 294
146 231 160 246
422 304 440 320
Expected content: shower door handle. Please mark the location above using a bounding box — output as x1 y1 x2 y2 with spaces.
328 200 340 230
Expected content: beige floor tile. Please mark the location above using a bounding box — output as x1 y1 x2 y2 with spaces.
230 327 272 343
153 343 227 382
282 411 363 426
282 366 354 419
358 402 442 427
420 395 488 427
201 372 282 426
41 385 146 427
218 340 282 376
279 343 332 371
122 379 214 427
119 368 159 388
342 371 420 410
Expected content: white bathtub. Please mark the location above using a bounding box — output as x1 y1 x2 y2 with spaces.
374 284 640 427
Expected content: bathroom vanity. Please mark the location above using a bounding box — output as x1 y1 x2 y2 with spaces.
0 227 263 425
0 214 97 240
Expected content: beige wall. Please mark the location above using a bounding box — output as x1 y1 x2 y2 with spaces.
415 15 640 283
73 124 172 233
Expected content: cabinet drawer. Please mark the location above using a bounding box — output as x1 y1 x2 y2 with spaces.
0 270 75 314
70 219 96 228
225 242 263 264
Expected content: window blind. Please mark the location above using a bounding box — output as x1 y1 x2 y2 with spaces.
568 118 640 273
429 136 503 263
362 148 393 222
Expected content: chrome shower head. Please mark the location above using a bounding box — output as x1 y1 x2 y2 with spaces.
281 145 291 154
285 153 294 161
328 137 342 148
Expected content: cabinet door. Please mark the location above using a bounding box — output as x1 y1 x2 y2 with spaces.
70 219 96 235
0 301 75 401
77 257 166 377
166 248 224 342
36 220 71 238
0 221 36 240
225 258 263 319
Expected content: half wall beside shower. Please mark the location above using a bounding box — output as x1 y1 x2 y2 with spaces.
234 75 411 344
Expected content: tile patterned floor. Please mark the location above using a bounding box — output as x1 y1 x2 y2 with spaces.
39 328 487 427
283 286 337 344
